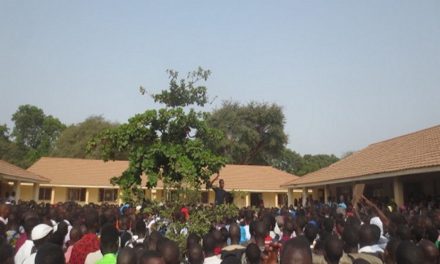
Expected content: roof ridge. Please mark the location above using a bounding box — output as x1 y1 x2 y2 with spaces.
367 124 440 147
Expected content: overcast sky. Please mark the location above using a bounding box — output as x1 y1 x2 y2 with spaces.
1 1 439 157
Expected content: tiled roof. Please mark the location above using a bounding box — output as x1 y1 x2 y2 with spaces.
28 157 297 191
283 125 440 188
0 160 49 183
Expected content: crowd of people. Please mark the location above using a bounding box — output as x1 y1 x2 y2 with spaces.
0 190 439 264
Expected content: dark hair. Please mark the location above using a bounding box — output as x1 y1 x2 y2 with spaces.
187 243 204 264
117 247 137 264
100 223 119 254
35 243 65 264
159 239 180 264
245 243 261 264
396 241 424 264
203 234 216 254
281 236 312 264
324 236 343 263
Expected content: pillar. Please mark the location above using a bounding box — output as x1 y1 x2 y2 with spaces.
287 188 293 206
85 189 90 204
302 188 307 207
13 181 21 202
32 183 40 201
50 188 55 204
275 194 279 207
324 185 329 204
393 177 404 207
245 193 250 207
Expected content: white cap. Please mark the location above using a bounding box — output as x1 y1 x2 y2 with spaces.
31 224 53 241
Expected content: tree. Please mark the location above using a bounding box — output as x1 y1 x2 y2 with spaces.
295 154 339 176
51 116 122 159
270 148 303 174
89 68 226 202
11 105 65 155
207 101 288 165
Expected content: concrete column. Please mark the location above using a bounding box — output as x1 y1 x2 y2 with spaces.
85 189 90 204
324 185 329 204
245 193 250 207
13 181 21 202
275 194 279 207
50 188 55 204
287 188 293 206
302 188 307 207
393 177 404 207
151 189 157 201
32 183 40 201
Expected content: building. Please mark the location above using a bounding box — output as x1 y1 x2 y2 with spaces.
282 125 440 207
26 157 298 207
0 160 49 202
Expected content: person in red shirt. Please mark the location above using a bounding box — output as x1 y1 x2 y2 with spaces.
70 209 100 264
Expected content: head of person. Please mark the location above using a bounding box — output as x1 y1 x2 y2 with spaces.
342 225 359 252
219 179 225 189
254 221 268 246
245 243 261 264
281 236 312 264
145 230 161 251
187 233 201 250
384 238 401 264
358 224 380 248
117 247 137 264
32 224 53 249
229 223 241 244
100 223 120 255
24 215 39 237
203 233 216 257
396 240 425 264
0 243 14 264
35 243 65 264
417 239 439 264
134 217 147 238
85 209 99 233
212 229 223 249
304 223 318 246
188 243 204 264
283 218 295 237
159 239 180 264
0 204 10 219
324 236 344 264
69 226 82 245
139 250 165 264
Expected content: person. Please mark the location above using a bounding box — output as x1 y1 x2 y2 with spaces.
35 243 65 264
207 174 227 206
396 241 425 264
14 215 39 264
23 223 54 264
203 234 222 264
324 236 344 264
159 239 180 264
96 223 119 264
417 239 439 264
280 236 313 264
70 209 100 264
117 247 137 264
245 243 261 264
221 223 245 260
139 250 165 264
64 227 82 263
187 243 204 264
0 243 14 264
0 204 10 225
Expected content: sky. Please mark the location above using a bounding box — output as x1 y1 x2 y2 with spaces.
1 1 439 157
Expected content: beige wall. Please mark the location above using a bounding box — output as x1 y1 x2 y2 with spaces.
87 188 99 204
54 187 67 203
20 185 33 201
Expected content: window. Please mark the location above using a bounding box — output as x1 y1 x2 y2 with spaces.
201 191 209 204
277 193 287 206
67 188 86 202
38 187 52 200
99 189 118 202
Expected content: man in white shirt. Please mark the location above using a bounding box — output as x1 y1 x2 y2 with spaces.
14 216 39 264
22 224 53 264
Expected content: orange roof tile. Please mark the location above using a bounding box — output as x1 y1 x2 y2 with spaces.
283 125 440 188
0 160 49 183
29 157 298 191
